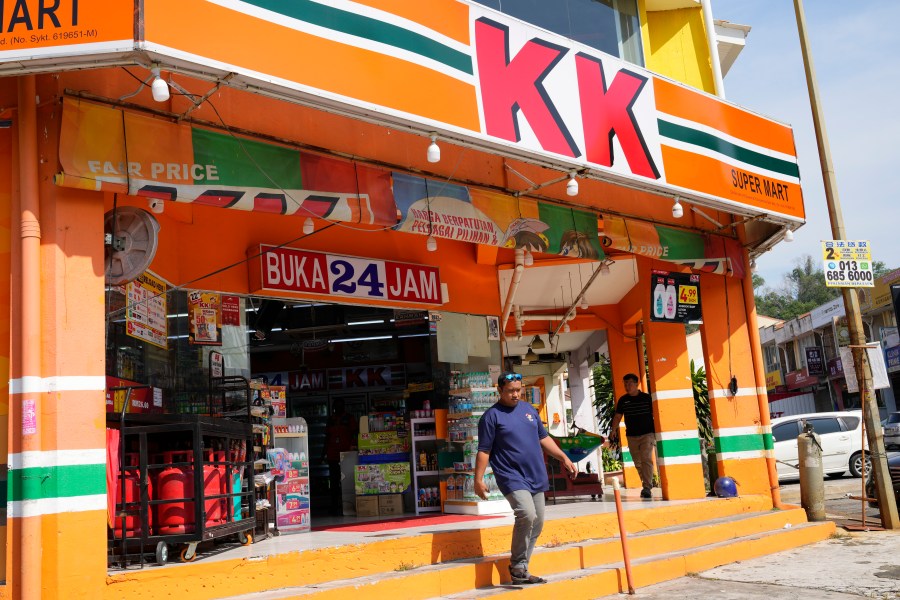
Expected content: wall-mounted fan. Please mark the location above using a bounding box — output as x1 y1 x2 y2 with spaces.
104 206 161 285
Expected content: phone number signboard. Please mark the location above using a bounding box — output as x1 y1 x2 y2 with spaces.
252 244 442 305
822 240 874 288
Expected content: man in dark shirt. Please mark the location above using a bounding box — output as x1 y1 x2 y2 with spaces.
609 373 656 498
474 372 575 585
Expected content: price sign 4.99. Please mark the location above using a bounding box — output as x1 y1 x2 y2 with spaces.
822 240 874 288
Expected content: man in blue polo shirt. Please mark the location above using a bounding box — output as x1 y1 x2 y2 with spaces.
474 372 576 585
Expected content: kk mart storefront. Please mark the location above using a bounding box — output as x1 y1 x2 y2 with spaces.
0 0 807 598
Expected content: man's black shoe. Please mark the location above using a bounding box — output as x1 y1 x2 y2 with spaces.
640 489 652 498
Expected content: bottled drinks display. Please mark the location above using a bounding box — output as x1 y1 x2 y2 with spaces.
448 416 479 442
417 486 441 508
448 389 498 414
449 371 492 389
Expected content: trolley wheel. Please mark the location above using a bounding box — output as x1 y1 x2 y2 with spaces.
155 542 168 566
239 530 253 546
180 545 198 563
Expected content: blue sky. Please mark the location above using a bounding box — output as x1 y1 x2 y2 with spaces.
716 1 900 289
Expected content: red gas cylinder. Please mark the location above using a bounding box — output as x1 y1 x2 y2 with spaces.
204 450 224 526
112 453 151 538
156 451 195 535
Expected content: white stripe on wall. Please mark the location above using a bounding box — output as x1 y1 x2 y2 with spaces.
713 426 767 437
10 449 106 470
10 376 106 394
651 389 694 401
9 495 107 518
657 429 700 441
656 455 702 466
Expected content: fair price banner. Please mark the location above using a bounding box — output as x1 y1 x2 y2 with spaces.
252 244 441 305
822 240 874 288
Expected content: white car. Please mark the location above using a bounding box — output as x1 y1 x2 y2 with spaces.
771 411 871 480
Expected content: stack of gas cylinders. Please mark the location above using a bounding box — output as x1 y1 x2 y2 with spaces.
112 443 245 538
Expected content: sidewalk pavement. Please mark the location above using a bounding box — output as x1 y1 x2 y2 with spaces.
599 522 900 600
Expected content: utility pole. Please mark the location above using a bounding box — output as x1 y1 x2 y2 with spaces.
793 0 898 529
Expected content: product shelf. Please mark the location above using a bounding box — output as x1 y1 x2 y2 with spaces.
449 387 495 395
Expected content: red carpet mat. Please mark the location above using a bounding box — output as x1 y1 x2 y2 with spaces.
312 513 503 532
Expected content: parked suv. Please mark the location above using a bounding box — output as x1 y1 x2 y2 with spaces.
882 412 900 450
771 411 871 480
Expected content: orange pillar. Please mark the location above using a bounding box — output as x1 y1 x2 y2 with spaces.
8 76 108 599
699 272 772 496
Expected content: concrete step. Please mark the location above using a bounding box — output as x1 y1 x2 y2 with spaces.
216 505 834 600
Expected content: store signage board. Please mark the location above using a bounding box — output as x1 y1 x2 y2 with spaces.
125 271 168 349
252 244 441 305
805 346 825 376
134 0 804 222
822 240 874 288
649 270 702 324
839 346 890 393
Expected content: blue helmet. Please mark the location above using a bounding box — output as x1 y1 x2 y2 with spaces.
713 476 739 498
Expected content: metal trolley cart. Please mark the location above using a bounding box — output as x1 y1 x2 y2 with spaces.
108 411 256 567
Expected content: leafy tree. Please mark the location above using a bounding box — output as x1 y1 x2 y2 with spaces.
754 254 839 320
873 261 891 278
691 360 712 446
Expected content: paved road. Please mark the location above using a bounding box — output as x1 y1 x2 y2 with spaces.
599 474 900 600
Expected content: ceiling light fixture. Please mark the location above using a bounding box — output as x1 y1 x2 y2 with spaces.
426 134 441 163
530 334 545 350
524 347 538 362
523 250 534 266
599 261 610 276
580 296 588 310
150 66 170 103
750 259 758 273
303 217 314 235
147 198 164 214
566 172 578 197
563 322 571 333
672 197 684 219
784 228 794 242
426 235 438 252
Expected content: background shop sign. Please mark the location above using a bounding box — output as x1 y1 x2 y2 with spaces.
765 370 783 391
827 357 844 378
649 270 702 324
328 364 406 390
885 346 900 373
805 346 825 376
252 244 441 305
786 368 816 390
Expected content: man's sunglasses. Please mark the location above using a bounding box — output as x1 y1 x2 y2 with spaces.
500 373 522 382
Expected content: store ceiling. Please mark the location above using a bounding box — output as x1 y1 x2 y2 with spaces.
498 257 637 361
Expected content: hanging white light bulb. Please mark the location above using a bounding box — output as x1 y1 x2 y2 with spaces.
580 296 588 310
599 261 610 276
427 134 441 163
426 235 438 252
303 217 314 235
672 197 684 219
148 198 164 214
150 66 170 102
750 259 758 273
566 172 578 196
563 322 571 333
523 250 534 266
784 228 794 242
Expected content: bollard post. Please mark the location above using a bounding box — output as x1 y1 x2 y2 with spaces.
798 430 826 521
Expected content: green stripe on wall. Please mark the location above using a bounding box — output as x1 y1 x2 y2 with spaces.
657 438 700 459
763 432 774 451
192 128 303 188
658 120 800 179
714 434 768 454
244 0 473 75
9 464 106 503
